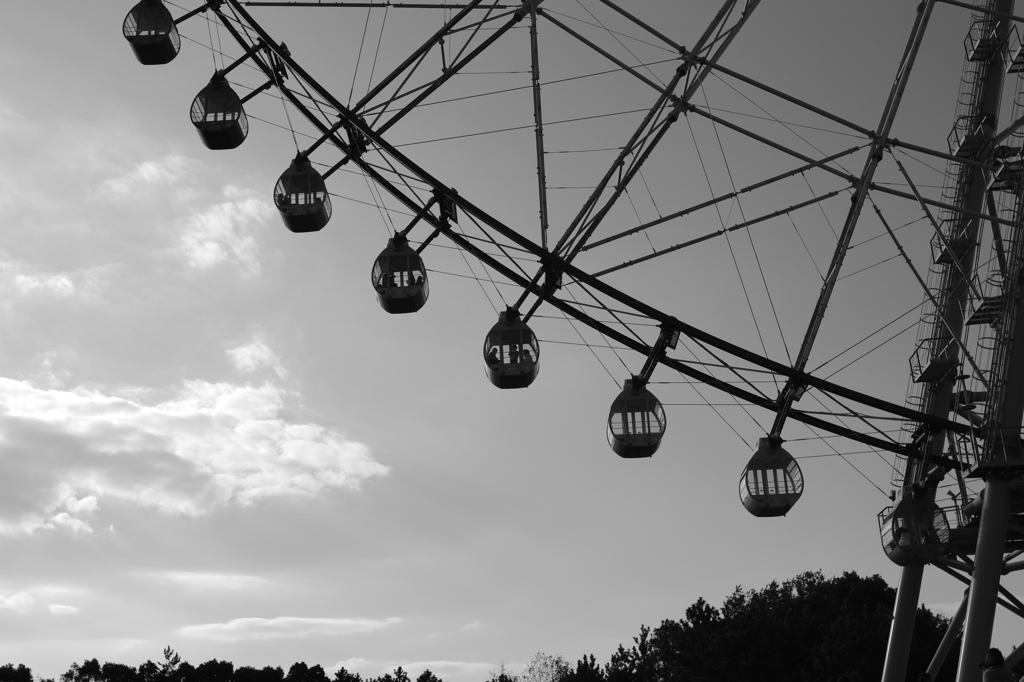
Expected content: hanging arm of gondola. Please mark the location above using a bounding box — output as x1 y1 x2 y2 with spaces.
213 38 267 78
239 79 275 105
392 195 439 242
634 327 680 386
173 0 225 25
412 192 457 254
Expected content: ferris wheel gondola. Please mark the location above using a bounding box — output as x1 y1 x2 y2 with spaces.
119 2 1024 676
274 156 332 233
878 492 951 566
191 74 249 150
483 308 539 389
738 438 804 517
372 236 429 314
606 378 665 459
123 0 180 65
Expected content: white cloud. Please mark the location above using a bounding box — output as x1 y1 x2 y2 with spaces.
0 262 116 307
332 658 373 673
181 616 401 642
0 592 34 614
152 571 270 591
329 659 494 679
0 586 83 615
103 156 196 195
402 662 495 677
49 604 79 615
228 337 286 378
180 185 274 275
14 273 74 297
459 620 483 632
0 376 388 533
49 512 93 535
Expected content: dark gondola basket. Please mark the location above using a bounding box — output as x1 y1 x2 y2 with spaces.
607 378 665 458
483 309 539 389
123 0 181 65
191 76 249 150
879 494 950 566
274 157 332 233
371 237 429 314
738 437 804 517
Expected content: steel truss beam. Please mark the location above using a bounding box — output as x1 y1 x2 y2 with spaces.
187 4 1024 681
217 0 969 449
772 0 936 444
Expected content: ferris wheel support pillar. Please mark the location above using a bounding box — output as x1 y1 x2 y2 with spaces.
927 590 968 679
881 563 925 682
957 476 1011 682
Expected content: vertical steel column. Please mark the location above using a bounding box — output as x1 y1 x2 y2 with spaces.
958 478 1011 682
882 565 925 682
927 589 968 679
870 8 944 680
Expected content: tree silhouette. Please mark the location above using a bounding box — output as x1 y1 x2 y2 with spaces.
138 660 159 682
160 648 182 679
415 670 441 682
61 659 104 682
332 668 362 682
285 663 330 682
0 664 32 682
485 663 518 682
367 666 411 682
195 661 234 682
561 655 602 682
521 654 569 682
100 663 139 682
604 624 654 682
235 666 285 682
609 571 956 682
15 572 958 682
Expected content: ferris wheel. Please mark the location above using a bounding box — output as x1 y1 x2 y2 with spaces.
122 0 1024 680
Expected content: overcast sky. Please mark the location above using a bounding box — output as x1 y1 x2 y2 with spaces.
3 0 1024 678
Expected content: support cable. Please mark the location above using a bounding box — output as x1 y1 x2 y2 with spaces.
684 112 776 387
702 80 792 363
769 0 937 440
220 0 967 439
572 0 666 88
366 5 390 98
